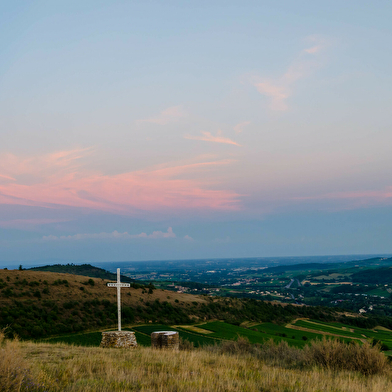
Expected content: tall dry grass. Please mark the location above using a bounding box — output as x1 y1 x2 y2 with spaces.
211 336 390 375
14 338 392 392
0 331 50 392
304 338 390 375
0 330 28 392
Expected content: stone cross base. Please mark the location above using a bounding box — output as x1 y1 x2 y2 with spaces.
151 331 179 350
100 331 137 348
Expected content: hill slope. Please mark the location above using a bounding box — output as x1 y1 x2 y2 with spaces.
0 269 387 340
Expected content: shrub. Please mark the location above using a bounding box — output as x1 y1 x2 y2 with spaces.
304 337 390 375
179 338 194 351
257 339 306 368
218 336 254 356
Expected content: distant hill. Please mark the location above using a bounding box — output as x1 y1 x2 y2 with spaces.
28 263 135 283
266 257 392 275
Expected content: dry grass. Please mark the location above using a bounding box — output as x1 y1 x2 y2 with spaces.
0 330 47 392
304 338 390 375
0 330 26 391
6 337 389 392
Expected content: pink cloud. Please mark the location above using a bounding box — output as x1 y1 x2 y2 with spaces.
0 174 16 181
304 45 322 54
255 82 289 111
254 37 324 111
0 149 242 213
43 227 177 241
137 105 185 125
233 121 251 134
184 131 241 146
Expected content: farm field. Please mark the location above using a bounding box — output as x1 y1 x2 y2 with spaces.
292 319 392 349
39 319 392 355
132 324 220 347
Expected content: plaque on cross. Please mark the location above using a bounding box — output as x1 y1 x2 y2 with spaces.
107 268 130 331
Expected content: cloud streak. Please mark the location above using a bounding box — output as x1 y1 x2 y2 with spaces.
0 148 242 214
233 121 250 134
43 227 177 241
185 131 241 146
254 36 325 111
137 105 185 125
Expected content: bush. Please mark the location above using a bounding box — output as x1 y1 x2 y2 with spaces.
218 336 254 356
257 339 306 368
179 338 194 351
304 337 390 375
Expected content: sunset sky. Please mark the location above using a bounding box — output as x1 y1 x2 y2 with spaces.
1 1 392 264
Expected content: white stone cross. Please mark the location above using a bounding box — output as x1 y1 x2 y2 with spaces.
107 268 130 331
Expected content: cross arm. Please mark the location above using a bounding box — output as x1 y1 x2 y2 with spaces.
107 283 131 287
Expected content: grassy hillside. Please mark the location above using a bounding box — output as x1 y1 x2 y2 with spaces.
2 268 391 340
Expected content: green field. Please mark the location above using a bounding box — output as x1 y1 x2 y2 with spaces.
198 321 309 347
133 324 219 347
292 319 392 349
40 319 392 353
254 322 324 341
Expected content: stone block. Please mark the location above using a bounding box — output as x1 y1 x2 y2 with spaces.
100 331 137 348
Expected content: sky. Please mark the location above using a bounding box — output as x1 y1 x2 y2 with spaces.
1 1 392 264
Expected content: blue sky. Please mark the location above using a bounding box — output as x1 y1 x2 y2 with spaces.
1 1 392 264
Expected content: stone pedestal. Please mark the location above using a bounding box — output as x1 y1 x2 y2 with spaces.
151 331 179 350
100 331 137 348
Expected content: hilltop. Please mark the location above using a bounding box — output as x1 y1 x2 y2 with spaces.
27 263 135 283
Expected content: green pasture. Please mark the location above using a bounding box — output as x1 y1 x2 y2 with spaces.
292 319 392 348
294 320 363 339
253 322 324 342
133 324 219 347
366 288 388 296
198 321 308 347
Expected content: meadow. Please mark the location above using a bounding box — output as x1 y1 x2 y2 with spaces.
2 330 392 392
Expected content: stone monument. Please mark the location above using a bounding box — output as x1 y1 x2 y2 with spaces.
100 268 137 348
151 331 179 350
